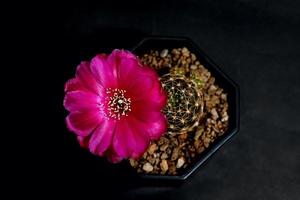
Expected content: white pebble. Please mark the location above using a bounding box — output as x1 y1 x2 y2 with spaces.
142 163 153 172
160 49 168 58
176 157 185 168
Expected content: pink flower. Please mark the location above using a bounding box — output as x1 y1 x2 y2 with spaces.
64 50 167 163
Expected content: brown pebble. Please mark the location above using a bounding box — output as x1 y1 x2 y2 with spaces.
160 159 168 172
155 158 160 165
170 137 179 146
191 53 197 61
194 139 201 149
171 148 179 161
178 132 188 141
172 49 180 55
158 137 169 145
142 152 148 159
152 58 158 67
194 128 204 140
129 159 137 167
147 156 156 165
221 94 227 100
166 148 172 155
197 146 205 154
148 143 157 155
160 144 169 151
182 47 189 56
168 162 176 174
190 65 197 70
203 137 211 148
161 152 168 159
211 108 219 120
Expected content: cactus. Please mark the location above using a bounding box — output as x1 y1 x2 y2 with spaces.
160 74 204 135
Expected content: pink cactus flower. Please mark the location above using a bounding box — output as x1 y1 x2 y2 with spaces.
64 49 167 163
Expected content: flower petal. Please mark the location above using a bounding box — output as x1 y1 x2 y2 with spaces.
64 50 169 163
76 61 103 94
112 120 132 158
110 50 141 86
90 54 117 88
89 120 116 156
131 99 165 120
77 135 91 149
64 78 87 92
131 112 167 140
126 74 155 101
66 111 102 136
112 119 149 159
106 147 123 163
146 114 168 140
146 76 167 109
64 91 100 112
125 66 167 111
127 116 151 158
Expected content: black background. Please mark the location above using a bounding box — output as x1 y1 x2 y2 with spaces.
30 0 300 199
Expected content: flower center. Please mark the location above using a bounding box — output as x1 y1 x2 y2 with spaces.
106 88 131 120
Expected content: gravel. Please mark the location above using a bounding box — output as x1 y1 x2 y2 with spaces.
129 47 229 175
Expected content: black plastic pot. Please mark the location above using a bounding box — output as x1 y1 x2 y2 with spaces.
131 36 240 182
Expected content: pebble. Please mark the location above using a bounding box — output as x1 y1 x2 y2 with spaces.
191 53 197 61
160 159 169 172
168 162 176 174
155 158 160 165
142 162 154 172
160 49 169 58
221 94 227 100
170 138 179 146
222 115 229 122
197 146 205 154
208 85 217 95
147 156 156 164
160 144 169 151
211 108 219 120
148 143 157 155
171 148 179 161
153 153 160 158
172 49 180 55
190 65 197 70
158 137 169 145
203 137 211 148
152 58 158 66
129 159 137 167
176 157 185 168
182 47 189 56
194 139 201 148
194 128 204 140
161 152 168 159
178 132 188 141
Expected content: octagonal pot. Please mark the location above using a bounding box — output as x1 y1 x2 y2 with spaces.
131 36 239 182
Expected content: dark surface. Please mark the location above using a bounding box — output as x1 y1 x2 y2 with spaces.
42 0 300 199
